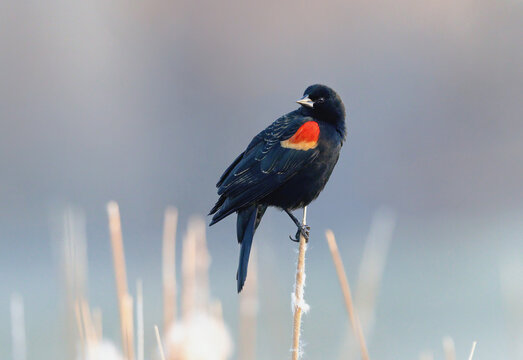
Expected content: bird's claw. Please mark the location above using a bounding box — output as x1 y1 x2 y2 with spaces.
289 224 310 243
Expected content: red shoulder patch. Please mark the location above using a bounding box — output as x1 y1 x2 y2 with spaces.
280 121 320 150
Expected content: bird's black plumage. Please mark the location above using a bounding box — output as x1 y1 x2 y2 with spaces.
210 84 346 292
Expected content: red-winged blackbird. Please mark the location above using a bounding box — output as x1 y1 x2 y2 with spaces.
210 84 346 292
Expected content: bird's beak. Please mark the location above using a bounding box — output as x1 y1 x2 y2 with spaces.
296 95 314 108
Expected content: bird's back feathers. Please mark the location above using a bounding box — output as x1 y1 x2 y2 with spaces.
209 111 320 225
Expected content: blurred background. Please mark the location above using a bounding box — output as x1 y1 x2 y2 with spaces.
1 0 522 359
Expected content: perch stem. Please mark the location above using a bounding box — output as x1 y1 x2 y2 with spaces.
291 206 308 360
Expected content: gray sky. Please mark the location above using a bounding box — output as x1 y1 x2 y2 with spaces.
1 0 522 358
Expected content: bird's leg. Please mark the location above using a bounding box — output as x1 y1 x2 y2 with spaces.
285 209 310 243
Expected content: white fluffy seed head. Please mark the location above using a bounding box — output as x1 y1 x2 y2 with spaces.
79 340 124 360
166 312 233 360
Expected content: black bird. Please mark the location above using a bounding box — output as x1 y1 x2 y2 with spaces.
209 84 346 292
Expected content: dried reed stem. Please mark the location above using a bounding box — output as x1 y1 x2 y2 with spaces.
239 247 258 360
74 301 86 357
122 294 135 360
193 217 211 310
419 351 434 360
326 230 370 360
107 201 134 360
442 336 456 360
291 207 309 360
468 341 477 360
343 209 395 360
92 308 103 342
60 207 88 360
354 209 395 338
137 279 144 360
162 207 178 333
181 226 197 319
154 325 166 360
10 294 26 360
211 300 224 320
80 299 97 348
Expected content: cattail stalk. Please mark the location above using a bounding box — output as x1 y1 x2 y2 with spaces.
122 294 135 360
468 341 477 360
343 209 395 360
326 230 370 360
74 301 86 357
181 228 197 319
193 217 211 310
60 207 88 360
442 336 456 360
80 299 97 348
137 279 144 360
107 201 134 360
291 207 309 360
162 207 178 333
154 325 166 360
92 308 103 342
10 294 26 360
354 209 395 338
419 351 434 360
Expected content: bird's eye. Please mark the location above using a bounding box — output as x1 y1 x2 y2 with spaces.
316 97 325 104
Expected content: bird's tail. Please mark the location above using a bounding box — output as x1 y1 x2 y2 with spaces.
236 204 266 292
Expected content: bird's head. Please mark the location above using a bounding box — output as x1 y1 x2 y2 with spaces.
297 84 346 125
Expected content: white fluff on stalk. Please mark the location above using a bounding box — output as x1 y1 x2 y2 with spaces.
291 294 310 314
10 294 26 360
291 267 310 314
166 312 233 360
78 340 124 360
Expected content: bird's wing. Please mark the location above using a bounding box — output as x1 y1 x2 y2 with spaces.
214 119 275 189
213 114 320 218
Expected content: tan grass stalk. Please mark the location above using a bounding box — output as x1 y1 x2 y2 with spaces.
193 217 211 310
211 300 224 320
468 341 477 360
80 299 97 348
343 209 395 360
122 294 135 360
62 207 88 302
60 206 88 359
181 226 197 319
239 247 258 360
92 308 103 342
74 300 86 356
442 336 456 360
137 279 144 360
162 207 178 333
10 294 26 360
419 351 434 360
107 201 134 360
154 325 166 360
291 207 309 360
354 209 395 337
325 230 370 360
